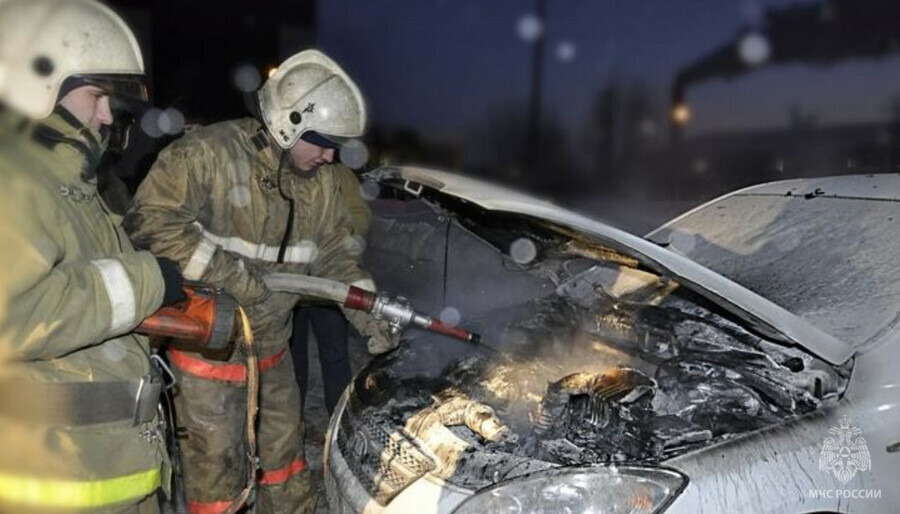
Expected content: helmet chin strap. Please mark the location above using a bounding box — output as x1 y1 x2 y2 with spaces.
275 150 296 264
31 106 107 180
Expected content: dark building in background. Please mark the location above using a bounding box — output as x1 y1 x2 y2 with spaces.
663 0 900 198
109 0 316 122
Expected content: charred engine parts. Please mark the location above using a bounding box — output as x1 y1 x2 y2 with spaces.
348 288 850 474
409 395 509 443
534 368 654 436
339 261 851 497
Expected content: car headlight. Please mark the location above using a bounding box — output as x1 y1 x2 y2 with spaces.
452 465 687 514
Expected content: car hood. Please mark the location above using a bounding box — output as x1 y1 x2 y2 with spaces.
368 165 853 365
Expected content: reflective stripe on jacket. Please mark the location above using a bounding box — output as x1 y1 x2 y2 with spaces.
0 467 160 509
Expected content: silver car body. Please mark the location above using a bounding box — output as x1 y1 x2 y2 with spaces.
325 169 900 513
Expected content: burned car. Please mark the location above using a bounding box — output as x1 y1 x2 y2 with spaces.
325 168 900 513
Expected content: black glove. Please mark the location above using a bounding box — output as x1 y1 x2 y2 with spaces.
156 257 187 306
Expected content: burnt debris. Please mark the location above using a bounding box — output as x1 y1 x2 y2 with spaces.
340 262 851 497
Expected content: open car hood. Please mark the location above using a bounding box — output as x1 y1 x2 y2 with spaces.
368 166 853 365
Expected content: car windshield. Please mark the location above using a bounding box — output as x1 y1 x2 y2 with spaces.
649 177 900 350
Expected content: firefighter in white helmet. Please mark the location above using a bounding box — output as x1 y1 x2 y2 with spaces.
0 0 185 512
126 49 395 513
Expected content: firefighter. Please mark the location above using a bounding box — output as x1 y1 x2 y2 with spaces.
0 0 184 512
125 49 397 513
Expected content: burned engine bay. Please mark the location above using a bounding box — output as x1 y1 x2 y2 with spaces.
342 180 853 502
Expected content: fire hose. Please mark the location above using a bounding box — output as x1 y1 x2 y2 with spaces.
263 273 482 344
138 277 482 348
223 307 258 514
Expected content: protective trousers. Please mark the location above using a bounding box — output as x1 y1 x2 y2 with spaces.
169 345 315 514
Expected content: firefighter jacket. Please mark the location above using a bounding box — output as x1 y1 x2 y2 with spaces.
330 164 371 263
125 118 372 355
333 164 371 236
0 108 169 512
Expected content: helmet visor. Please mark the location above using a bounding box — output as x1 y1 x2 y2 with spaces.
300 130 350 150
79 74 150 104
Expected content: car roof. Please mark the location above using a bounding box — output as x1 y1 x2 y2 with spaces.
648 174 900 352
370 166 855 365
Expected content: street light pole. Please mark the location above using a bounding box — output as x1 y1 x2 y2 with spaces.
525 0 547 177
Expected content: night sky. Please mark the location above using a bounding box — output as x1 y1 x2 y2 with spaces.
317 0 900 139
101 0 900 210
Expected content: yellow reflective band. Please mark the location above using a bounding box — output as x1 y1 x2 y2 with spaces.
0 467 160 508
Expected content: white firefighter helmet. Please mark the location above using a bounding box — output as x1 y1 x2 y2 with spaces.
0 0 147 120
257 49 367 150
